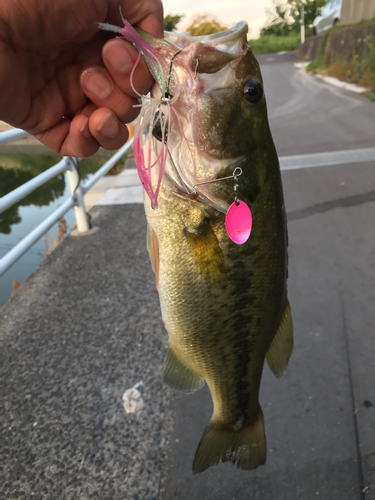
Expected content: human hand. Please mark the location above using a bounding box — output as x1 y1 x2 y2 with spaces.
0 0 163 156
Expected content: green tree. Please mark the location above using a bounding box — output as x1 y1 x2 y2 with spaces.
261 0 327 37
289 0 327 30
260 3 292 37
186 14 228 36
164 14 184 32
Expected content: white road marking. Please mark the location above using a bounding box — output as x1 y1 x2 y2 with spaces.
92 149 375 206
280 148 375 171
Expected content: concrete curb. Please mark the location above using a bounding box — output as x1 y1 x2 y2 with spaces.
294 63 369 94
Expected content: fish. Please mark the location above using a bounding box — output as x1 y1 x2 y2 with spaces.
100 19 293 473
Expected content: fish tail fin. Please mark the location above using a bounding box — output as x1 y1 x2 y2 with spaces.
192 409 266 474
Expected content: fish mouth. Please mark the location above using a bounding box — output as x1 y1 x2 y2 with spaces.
137 21 249 63
137 21 249 86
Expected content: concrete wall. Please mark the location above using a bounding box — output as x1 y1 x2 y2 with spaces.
296 34 324 61
324 21 375 62
296 20 375 62
341 0 375 25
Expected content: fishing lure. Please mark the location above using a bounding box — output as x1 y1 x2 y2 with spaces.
99 19 252 243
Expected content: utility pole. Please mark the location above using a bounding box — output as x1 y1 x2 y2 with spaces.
301 2 305 44
288 0 306 44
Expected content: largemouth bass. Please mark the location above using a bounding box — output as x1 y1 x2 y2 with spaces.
101 20 293 473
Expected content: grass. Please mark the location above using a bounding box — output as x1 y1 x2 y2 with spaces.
306 57 325 72
364 91 375 101
249 34 301 55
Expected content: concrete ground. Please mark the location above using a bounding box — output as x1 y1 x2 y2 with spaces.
83 158 142 210
1 52 375 499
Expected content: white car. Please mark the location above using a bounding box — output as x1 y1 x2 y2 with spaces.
312 0 342 35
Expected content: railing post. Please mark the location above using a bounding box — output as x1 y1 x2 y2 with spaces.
66 157 90 233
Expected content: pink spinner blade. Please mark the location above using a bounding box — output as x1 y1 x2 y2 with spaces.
225 201 252 244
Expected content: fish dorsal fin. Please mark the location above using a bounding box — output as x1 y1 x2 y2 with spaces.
164 346 204 393
266 300 293 379
146 226 160 290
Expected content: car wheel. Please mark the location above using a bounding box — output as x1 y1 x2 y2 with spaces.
333 18 339 26
312 27 317 36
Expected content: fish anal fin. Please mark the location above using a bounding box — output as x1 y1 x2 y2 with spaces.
266 299 293 379
147 226 160 290
193 409 266 474
184 221 226 281
164 346 204 393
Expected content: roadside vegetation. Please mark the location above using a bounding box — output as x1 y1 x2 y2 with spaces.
164 3 323 54
306 21 375 93
163 12 228 36
249 33 302 55
249 0 325 54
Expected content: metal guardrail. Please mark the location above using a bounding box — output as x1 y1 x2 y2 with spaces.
0 128 134 276
1 127 373 278
0 127 29 145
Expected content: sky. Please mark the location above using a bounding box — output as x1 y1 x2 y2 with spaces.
162 0 277 38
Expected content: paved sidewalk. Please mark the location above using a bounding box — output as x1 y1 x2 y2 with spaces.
84 157 143 210
0 204 172 500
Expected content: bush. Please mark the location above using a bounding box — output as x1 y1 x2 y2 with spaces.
249 34 301 55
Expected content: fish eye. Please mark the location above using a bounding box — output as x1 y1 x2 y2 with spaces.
243 79 263 104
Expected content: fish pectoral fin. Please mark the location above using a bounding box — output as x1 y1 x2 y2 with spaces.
164 347 205 393
184 221 226 281
266 299 293 379
146 226 160 290
192 409 267 474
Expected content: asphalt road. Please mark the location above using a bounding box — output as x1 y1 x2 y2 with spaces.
261 52 375 155
161 52 375 500
1 52 375 500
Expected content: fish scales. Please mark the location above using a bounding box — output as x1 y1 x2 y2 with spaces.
102 19 293 473
153 159 287 426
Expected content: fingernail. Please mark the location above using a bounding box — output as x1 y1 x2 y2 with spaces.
97 112 119 138
80 117 91 138
104 43 133 73
81 69 112 98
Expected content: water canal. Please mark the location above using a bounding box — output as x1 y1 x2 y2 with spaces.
0 154 112 308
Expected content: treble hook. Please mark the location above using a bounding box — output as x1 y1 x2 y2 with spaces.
165 49 182 98
194 58 200 79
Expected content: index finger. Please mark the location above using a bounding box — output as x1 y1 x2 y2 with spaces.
102 39 154 98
